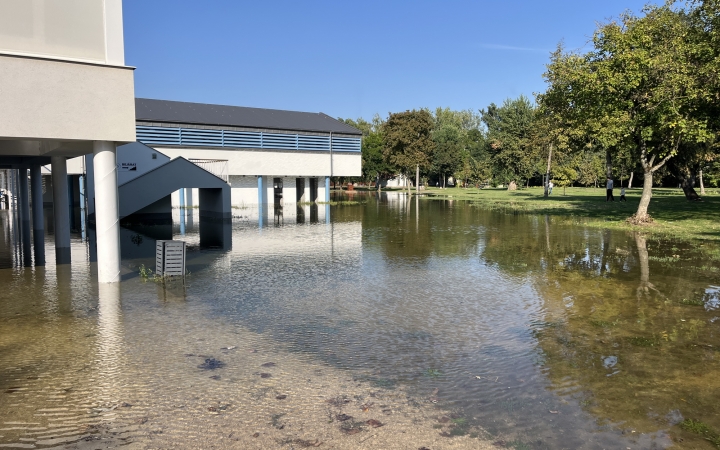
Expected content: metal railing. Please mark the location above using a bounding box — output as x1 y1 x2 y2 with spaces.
188 159 229 183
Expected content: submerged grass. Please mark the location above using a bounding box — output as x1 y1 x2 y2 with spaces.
680 419 720 448
420 186 720 242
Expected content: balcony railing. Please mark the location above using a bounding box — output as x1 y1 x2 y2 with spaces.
188 158 229 183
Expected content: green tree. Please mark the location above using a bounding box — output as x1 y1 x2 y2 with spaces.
576 148 606 187
341 116 395 188
481 96 539 186
382 110 435 194
539 4 716 221
553 160 578 195
432 124 463 188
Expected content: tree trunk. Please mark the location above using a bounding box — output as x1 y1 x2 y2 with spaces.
628 172 634 189
544 144 553 198
699 169 706 195
416 164 420 195
443 174 446 189
634 170 654 221
679 168 701 200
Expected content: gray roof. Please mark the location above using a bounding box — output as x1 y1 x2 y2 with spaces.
135 98 361 135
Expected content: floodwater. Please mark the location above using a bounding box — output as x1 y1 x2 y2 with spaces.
1 192 719 449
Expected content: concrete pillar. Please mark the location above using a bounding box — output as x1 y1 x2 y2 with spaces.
18 168 30 226
30 165 45 266
18 169 32 267
304 177 311 202
51 156 71 264
84 154 95 218
93 141 121 283
325 176 331 202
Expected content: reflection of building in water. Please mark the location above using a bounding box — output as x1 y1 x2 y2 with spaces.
233 221 362 260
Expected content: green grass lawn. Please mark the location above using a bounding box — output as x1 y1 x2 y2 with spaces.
418 186 720 241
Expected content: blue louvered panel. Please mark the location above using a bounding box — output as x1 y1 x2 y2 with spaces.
332 137 362 152
297 135 330 151
223 130 262 148
136 125 361 152
261 133 297 150
180 128 223 147
136 126 181 145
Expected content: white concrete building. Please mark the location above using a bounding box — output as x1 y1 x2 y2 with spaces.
129 99 362 210
0 0 135 282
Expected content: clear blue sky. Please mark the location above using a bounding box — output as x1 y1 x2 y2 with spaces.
124 0 654 121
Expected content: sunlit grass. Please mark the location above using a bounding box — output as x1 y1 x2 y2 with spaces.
421 186 720 241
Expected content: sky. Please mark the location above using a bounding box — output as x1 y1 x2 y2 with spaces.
124 0 655 121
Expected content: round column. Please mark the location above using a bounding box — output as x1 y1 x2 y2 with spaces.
93 141 121 283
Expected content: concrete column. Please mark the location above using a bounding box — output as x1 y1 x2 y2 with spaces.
51 156 71 264
84 154 95 219
18 168 30 225
30 165 45 266
325 176 331 202
93 141 121 283
18 168 32 267
304 177 311 202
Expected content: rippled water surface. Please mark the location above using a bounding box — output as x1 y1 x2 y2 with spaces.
1 192 719 449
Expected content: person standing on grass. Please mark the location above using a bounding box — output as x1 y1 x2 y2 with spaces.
548 180 553 195
606 177 615 201
620 186 626 201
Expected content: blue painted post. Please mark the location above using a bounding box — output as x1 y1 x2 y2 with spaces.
325 176 331 224
179 188 186 235
79 175 86 242
258 176 264 229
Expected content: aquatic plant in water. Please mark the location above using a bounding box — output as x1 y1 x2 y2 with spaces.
680 419 720 448
424 368 442 378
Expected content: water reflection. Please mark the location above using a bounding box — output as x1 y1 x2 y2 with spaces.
96 283 124 404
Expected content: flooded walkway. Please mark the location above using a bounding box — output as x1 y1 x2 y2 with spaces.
1 194 719 449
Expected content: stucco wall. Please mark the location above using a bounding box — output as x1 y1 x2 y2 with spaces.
153 147 360 177
0 55 136 142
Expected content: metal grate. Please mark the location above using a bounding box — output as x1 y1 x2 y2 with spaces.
156 240 186 277
298 135 330 151
136 125 360 152
180 129 223 147
331 136 362 152
136 126 181 145
223 130 261 148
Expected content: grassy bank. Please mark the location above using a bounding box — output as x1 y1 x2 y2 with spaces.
418 186 720 241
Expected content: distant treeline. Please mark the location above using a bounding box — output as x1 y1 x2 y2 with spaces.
340 0 720 222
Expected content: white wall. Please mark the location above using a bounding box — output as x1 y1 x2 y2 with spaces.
0 0 124 65
229 176 258 208
154 147 361 177
0 56 136 143
115 143 170 185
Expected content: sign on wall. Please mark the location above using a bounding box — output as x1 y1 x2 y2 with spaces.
120 162 137 172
